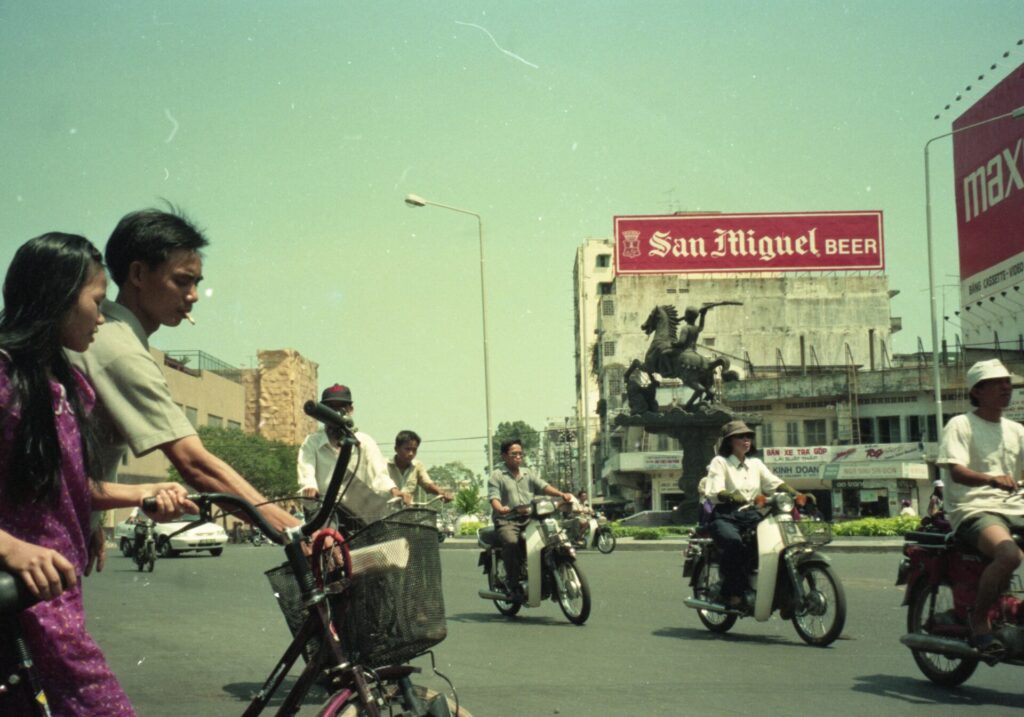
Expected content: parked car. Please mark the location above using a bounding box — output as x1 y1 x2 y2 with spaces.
114 509 228 558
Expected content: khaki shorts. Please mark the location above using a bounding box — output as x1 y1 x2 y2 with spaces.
957 512 1024 549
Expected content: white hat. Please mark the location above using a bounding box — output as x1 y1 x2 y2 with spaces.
933 479 943 488
966 359 1010 391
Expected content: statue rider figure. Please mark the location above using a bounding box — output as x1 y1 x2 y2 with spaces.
674 305 709 356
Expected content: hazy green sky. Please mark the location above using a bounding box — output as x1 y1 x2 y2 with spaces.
1 2 1022 472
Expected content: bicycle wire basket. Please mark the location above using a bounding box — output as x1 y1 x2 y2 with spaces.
266 508 446 668
798 519 833 547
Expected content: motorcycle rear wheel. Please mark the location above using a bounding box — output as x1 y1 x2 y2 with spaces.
907 581 978 686
554 560 591 625
322 684 473 716
791 563 846 647
489 558 521 617
596 529 616 554
693 559 737 633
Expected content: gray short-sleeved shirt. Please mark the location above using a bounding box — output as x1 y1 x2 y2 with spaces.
488 463 549 510
67 300 196 483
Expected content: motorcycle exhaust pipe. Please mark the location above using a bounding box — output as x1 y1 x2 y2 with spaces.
479 589 512 601
683 597 726 612
900 633 979 659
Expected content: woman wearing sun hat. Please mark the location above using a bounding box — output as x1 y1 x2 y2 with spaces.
705 419 808 609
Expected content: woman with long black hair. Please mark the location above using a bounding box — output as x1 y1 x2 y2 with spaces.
0 233 194 716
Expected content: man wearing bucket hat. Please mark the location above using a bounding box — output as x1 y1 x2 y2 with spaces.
937 358 1024 656
705 419 809 610
297 383 403 526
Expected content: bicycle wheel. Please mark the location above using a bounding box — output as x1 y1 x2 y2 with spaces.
322 684 473 716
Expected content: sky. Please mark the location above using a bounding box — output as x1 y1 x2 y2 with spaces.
1 1 1022 474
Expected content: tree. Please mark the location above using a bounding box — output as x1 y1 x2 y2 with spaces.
427 461 476 491
453 481 485 517
167 426 299 501
490 420 540 465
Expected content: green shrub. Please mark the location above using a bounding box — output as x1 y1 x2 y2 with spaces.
609 522 692 539
831 515 921 537
631 528 666 541
458 521 486 536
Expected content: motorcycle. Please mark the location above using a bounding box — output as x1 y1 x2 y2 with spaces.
682 492 846 646
437 504 456 543
249 527 266 547
560 508 616 554
132 519 156 573
477 496 592 625
896 514 1024 685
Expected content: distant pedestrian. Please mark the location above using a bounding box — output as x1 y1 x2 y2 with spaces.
927 479 944 517
899 499 917 517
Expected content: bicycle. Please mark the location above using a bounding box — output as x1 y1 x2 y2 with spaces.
0 570 54 716
149 400 470 716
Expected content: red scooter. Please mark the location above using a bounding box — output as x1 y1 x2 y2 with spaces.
896 514 1024 686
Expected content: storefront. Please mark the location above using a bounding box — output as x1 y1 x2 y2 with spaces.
762 443 931 519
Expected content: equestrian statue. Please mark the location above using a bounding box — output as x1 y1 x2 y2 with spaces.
639 303 741 411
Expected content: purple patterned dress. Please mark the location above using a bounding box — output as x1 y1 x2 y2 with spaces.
0 361 135 716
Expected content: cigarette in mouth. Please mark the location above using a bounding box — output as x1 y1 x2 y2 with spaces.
184 313 196 325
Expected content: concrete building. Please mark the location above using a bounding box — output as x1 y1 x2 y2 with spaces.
107 347 320 525
571 228 1023 521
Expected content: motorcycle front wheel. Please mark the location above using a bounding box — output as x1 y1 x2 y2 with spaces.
321 684 473 716
907 581 978 686
489 558 521 617
596 529 616 554
146 546 156 572
554 560 591 625
791 563 846 647
693 559 737 633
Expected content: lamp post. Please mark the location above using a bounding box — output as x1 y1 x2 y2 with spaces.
923 105 1024 440
404 193 495 474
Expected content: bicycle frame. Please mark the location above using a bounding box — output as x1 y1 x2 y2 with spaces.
166 401 445 717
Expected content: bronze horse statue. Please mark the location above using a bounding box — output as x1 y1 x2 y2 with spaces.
640 304 735 409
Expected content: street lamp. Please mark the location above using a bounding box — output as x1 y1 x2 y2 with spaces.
404 193 495 474
924 104 1024 440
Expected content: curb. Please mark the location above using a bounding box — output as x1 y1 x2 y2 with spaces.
439 537 902 554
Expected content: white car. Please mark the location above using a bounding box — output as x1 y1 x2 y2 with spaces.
115 510 228 558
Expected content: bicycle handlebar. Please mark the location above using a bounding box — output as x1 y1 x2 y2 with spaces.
141 401 359 547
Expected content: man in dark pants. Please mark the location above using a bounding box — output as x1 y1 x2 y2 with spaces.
488 438 573 599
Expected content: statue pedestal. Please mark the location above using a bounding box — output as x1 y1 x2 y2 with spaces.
613 406 760 522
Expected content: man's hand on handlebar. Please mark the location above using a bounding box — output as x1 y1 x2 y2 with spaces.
141 482 199 521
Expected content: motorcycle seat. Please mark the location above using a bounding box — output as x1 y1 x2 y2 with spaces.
478 526 500 548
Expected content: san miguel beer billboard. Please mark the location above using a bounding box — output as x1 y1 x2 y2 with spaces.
614 211 884 275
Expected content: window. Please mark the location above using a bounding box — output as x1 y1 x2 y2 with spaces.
185 406 198 427
759 423 775 447
877 415 901 443
786 421 800 446
598 282 614 295
207 414 223 428
908 415 937 442
602 298 615 316
858 418 875 443
227 420 242 431
595 254 611 268
803 419 827 446
602 341 615 358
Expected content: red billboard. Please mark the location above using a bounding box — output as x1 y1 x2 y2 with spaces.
614 211 884 274
953 61 1024 281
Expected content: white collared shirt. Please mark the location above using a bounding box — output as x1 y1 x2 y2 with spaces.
296 429 396 520
705 453 783 505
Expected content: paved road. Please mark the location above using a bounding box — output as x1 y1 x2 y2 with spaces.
83 545 1023 716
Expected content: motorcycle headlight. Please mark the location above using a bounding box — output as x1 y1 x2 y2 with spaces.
534 499 555 516
773 492 795 514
